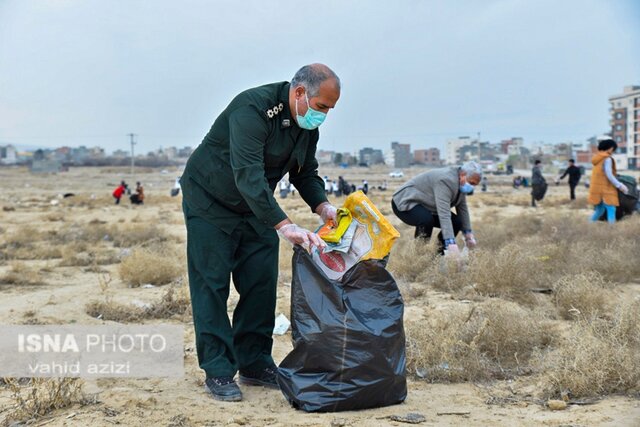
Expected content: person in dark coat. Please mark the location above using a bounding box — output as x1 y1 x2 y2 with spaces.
180 64 340 402
531 160 546 207
557 159 582 200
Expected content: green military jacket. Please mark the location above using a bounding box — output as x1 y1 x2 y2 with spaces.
181 81 328 234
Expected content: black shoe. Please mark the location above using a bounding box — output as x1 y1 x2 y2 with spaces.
239 364 279 389
204 376 242 402
414 225 430 240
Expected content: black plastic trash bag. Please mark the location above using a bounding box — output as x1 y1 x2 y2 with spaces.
532 182 548 201
277 246 407 412
598 174 639 221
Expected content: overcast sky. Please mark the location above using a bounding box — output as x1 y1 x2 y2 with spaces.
1 0 638 154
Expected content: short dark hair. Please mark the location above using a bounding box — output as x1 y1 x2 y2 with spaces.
569 159 575 163
597 139 618 152
534 159 542 165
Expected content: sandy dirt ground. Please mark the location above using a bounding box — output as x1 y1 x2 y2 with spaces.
0 165 638 427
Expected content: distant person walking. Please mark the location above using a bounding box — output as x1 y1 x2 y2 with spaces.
588 139 628 223
557 159 582 200
531 160 546 207
112 181 127 205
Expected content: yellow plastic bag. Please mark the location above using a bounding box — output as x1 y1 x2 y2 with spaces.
317 208 352 243
342 191 400 261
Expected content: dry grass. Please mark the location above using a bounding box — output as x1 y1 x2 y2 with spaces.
0 221 175 264
406 299 553 382
553 272 614 320
0 262 46 286
144 283 192 319
387 238 439 283
109 223 172 247
86 286 190 322
1 378 88 426
58 245 119 267
545 299 640 398
86 299 145 322
118 245 184 287
86 274 191 322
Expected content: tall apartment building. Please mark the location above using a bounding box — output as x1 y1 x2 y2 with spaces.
609 85 640 170
386 142 412 168
414 148 440 165
445 137 472 165
358 147 384 166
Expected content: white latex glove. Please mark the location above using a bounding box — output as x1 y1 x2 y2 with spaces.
618 183 629 194
464 233 477 249
444 243 460 257
277 224 326 249
317 203 338 224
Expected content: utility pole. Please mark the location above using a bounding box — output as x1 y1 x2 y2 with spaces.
128 133 137 176
477 131 481 162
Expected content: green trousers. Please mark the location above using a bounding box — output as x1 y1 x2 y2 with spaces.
183 202 279 378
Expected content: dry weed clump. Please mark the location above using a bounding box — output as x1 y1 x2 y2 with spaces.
58 244 119 267
0 226 49 260
109 223 171 248
387 238 439 283
545 299 640 398
144 284 192 319
406 299 553 382
467 244 543 303
118 246 184 287
0 262 46 287
86 299 145 322
476 215 544 251
553 272 614 320
2 378 87 425
86 284 191 322
426 242 548 305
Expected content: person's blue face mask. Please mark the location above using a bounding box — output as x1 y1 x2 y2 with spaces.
460 182 475 194
296 93 326 130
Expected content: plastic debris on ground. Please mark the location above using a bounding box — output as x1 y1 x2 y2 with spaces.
272 313 291 335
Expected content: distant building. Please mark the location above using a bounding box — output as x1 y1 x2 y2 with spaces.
414 148 440 165
0 144 17 165
609 85 640 169
446 137 472 165
575 149 592 165
178 146 193 158
89 146 105 158
386 142 411 168
358 147 384 166
164 146 178 160
317 149 336 165
500 137 524 156
112 149 129 158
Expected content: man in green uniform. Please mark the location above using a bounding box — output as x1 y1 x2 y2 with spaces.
181 64 340 401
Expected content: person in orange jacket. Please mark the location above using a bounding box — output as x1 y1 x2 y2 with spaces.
588 139 629 223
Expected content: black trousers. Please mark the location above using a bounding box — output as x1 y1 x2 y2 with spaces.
392 200 462 254
569 182 577 200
